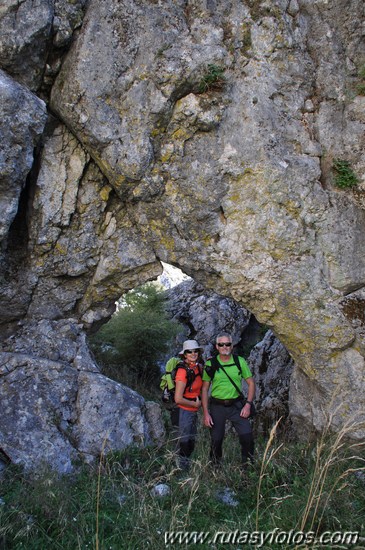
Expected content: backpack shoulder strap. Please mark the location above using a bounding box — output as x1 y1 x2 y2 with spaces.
205 354 242 380
232 354 242 376
173 361 186 374
205 355 220 380
174 361 199 393
210 355 220 369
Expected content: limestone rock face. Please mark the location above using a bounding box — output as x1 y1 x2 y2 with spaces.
0 320 162 471
0 70 47 245
1 0 365 470
248 330 295 434
165 279 251 357
0 0 87 92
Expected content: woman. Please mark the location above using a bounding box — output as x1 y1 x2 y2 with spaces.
174 339 204 471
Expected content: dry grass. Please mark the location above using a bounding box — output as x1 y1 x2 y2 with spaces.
0 415 364 549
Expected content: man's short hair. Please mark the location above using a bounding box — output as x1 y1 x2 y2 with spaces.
215 333 232 344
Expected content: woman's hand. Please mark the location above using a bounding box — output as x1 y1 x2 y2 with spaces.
194 397 202 409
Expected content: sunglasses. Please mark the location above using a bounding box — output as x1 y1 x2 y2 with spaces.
185 349 199 354
217 342 232 347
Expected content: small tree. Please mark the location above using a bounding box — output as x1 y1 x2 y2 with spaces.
89 283 181 393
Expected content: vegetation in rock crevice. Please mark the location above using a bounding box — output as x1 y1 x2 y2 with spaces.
89 283 181 396
332 159 358 189
197 64 226 94
355 64 365 96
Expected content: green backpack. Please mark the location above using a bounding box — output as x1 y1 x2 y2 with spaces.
160 357 202 405
160 357 180 404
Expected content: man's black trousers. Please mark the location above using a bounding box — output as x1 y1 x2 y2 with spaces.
209 400 254 465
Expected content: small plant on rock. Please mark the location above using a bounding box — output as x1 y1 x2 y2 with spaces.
355 64 365 95
198 64 225 93
332 158 358 189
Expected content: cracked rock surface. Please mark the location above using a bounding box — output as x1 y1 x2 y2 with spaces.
0 0 365 470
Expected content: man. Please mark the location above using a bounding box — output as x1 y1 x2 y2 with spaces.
202 333 255 468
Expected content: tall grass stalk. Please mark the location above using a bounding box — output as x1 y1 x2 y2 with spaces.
316 462 365 536
255 417 283 531
182 463 203 529
299 413 365 535
95 435 109 550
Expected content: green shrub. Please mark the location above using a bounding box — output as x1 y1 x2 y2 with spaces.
89 283 181 393
332 159 358 189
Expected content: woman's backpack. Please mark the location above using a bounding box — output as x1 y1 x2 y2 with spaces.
160 358 202 405
160 357 181 405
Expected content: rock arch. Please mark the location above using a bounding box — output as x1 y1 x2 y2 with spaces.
1 0 365 470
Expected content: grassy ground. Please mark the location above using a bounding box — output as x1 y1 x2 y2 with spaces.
0 415 364 550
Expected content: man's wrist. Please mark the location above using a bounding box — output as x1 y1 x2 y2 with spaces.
246 400 253 405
